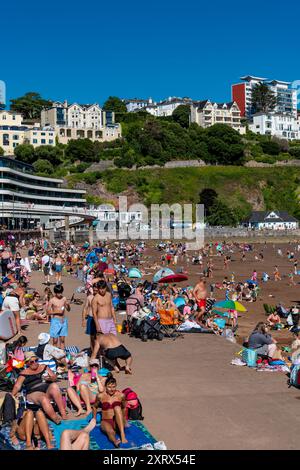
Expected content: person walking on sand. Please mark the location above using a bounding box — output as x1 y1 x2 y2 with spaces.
92 280 117 336
82 286 98 351
193 278 207 324
288 269 296 286
274 266 281 282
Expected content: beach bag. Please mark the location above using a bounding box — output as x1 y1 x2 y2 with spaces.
242 348 257 367
289 364 300 388
122 388 144 421
0 392 16 423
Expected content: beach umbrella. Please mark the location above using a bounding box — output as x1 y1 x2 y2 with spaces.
174 296 186 308
211 309 230 318
158 273 188 284
128 267 142 279
214 300 246 312
153 268 174 282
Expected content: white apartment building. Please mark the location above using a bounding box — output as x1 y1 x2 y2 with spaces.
0 111 55 155
124 98 153 113
145 97 192 117
190 100 243 132
41 101 121 144
249 112 299 140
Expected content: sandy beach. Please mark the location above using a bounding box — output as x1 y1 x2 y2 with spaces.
15 240 300 449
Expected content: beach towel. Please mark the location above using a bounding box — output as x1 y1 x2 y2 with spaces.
23 345 80 355
49 415 157 450
0 423 57 450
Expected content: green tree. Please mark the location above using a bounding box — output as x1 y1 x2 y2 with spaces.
206 200 238 226
34 145 63 165
10 92 52 120
103 96 127 114
65 139 96 162
0 146 4 156
14 144 35 163
172 105 190 128
251 83 277 114
199 188 218 216
33 159 54 174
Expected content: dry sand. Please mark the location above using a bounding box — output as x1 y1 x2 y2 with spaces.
18 241 300 449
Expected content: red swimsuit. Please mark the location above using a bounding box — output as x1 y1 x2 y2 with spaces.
101 399 122 429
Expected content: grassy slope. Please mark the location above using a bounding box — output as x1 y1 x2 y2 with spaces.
68 166 300 219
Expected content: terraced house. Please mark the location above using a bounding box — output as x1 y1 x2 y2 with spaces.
190 100 243 132
41 100 121 144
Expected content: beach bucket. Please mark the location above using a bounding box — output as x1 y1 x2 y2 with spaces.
116 324 122 333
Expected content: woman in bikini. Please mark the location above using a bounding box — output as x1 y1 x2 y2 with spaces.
93 375 128 448
67 358 105 416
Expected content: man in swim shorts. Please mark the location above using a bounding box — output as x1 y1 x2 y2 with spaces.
91 333 132 374
193 278 208 325
92 280 117 336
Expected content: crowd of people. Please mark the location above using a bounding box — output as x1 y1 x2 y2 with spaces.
1 236 300 450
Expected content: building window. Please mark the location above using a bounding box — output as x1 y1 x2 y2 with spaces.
33 139 38 143
3 134 9 145
41 139 46 144
49 139 54 144
13 135 19 140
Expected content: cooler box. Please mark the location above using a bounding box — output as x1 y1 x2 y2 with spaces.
0 310 17 340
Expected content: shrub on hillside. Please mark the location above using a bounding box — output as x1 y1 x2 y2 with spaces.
260 140 280 155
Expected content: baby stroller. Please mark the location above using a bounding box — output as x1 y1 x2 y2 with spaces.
130 307 164 342
117 281 132 310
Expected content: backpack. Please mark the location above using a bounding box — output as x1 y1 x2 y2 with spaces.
122 387 144 421
289 364 300 388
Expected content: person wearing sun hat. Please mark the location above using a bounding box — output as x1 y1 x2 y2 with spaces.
36 332 66 363
12 351 67 424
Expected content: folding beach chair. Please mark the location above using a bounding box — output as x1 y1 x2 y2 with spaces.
159 309 183 340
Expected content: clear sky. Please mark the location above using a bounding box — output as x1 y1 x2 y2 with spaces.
2 0 300 107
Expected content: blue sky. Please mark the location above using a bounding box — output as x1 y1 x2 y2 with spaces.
2 0 300 107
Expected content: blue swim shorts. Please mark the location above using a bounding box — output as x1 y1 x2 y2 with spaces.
50 317 68 338
85 316 97 336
